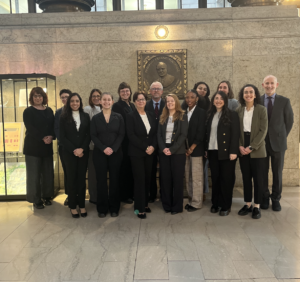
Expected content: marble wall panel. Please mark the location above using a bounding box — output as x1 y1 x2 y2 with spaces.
53 43 94 61
22 44 54 62
233 38 300 57
0 28 56 44
188 40 233 58
233 19 300 39
0 45 23 62
56 27 97 43
0 14 22 26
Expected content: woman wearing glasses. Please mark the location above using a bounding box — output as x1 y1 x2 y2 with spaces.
127 91 157 219
84 89 102 205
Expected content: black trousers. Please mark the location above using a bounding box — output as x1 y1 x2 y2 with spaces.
131 155 153 213
63 150 89 209
149 152 159 201
93 149 122 214
58 145 68 195
208 150 236 211
239 133 264 205
119 142 134 201
262 134 285 201
25 155 54 204
160 152 186 212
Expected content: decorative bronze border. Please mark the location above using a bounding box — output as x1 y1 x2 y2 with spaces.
137 49 187 99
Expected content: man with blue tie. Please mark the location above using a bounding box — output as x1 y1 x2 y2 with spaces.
260 75 294 211
145 81 165 202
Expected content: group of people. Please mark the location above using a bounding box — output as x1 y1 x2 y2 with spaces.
23 75 294 220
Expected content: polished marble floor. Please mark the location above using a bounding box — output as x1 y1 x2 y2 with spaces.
0 187 300 282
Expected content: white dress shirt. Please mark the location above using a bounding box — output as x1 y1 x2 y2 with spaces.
243 106 254 132
72 111 80 131
140 114 151 134
187 105 196 122
166 116 174 143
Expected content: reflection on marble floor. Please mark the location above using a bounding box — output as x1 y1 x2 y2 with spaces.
0 187 300 282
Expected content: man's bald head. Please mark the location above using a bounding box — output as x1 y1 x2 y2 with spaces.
156 62 168 77
262 75 279 97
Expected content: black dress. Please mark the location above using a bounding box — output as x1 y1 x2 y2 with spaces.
112 100 135 201
23 106 55 204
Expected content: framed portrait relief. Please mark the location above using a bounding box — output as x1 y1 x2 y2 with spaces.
137 49 187 99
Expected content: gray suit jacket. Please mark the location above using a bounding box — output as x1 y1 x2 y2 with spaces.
261 94 294 152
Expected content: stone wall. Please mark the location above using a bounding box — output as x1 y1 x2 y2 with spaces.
0 6 299 186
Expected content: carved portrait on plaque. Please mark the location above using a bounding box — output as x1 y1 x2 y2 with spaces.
137 49 187 99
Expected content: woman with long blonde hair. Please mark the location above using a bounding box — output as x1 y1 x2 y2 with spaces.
157 94 188 214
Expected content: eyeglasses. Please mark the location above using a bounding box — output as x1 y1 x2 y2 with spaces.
150 88 162 91
33 95 42 98
60 96 69 100
92 95 101 99
136 99 146 102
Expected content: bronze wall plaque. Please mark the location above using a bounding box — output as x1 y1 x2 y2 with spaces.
138 49 187 99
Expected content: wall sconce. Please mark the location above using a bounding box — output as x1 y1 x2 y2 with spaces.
154 25 169 39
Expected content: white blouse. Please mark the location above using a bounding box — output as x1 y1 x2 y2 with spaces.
166 116 174 143
72 111 80 131
140 114 151 134
243 106 254 132
187 105 196 123
208 112 221 150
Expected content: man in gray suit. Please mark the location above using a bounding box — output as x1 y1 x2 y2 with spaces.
260 75 294 211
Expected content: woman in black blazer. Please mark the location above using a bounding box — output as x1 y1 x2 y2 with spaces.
127 91 157 219
184 90 206 212
23 87 55 209
112 82 135 204
91 93 125 218
206 91 240 216
60 93 91 218
157 94 188 215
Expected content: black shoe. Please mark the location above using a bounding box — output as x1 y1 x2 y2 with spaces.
145 207 151 213
122 198 133 204
260 198 269 210
64 197 68 206
98 213 107 218
210 205 219 213
44 198 52 206
252 207 261 219
111 212 119 217
148 199 155 203
33 202 44 209
272 200 281 211
70 209 79 218
165 210 171 213
171 211 182 215
188 206 198 212
80 209 88 218
89 200 97 205
138 213 146 219
185 204 191 210
238 205 253 216
219 208 231 216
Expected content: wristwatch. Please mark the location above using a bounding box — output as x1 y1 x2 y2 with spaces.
249 146 253 151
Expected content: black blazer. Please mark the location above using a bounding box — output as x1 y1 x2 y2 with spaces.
187 107 206 157
54 107 63 142
23 106 55 157
91 111 125 153
206 110 240 160
145 98 165 123
59 112 91 154
261 94 294 152
126 110 157 157
112 100 135 122
157 114 188 155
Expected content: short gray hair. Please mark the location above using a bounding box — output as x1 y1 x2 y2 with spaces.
150 81 163 90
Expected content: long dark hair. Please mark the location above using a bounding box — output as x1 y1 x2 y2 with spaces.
207 91 231 126
238 84 261 107
193 81 210 98
61 93 83 124
217 81 235 99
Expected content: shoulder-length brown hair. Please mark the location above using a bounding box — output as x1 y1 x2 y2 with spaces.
159 94 185 125
217 81 235 99
89 89 102 108
29 87 48 106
